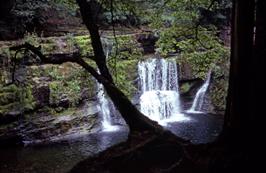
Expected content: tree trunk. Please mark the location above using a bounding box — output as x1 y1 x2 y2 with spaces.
223 0 255 143
250 0 266 160
253 0 266 121
76 0 114 82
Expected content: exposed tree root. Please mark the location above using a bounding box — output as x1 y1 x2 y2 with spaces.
69 130 252 173
69 130 204 173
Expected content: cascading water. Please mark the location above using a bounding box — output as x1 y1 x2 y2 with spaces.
138 58 188 125
96 39 119 132
97 82 115 131
187 71 212 113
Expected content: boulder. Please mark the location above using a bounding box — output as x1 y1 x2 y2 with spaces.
33 84 50 108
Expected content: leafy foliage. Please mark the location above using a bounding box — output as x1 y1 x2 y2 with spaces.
47 63 95 107
143 0 231 78
106 35 143 97
53 0 78 12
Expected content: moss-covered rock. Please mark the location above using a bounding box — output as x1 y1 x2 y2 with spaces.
0 93 16 105
0 82 36 120
113 59 139 98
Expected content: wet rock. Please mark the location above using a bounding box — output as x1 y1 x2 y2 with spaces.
80 88 89 101
58 95 70 108
14 101 102 145
14 66 27 83
179 62 194 81
0 111 22 125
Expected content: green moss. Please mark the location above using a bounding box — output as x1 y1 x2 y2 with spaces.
28 65 44 78
115 35 143 60
63 34 94 56
53 107 77 116
48 64 95 107
0 83 36 111
111 59 139 98
0 93 17 105
24 32 40 45
0 84 18 93
42 43 58 53
210 78 228 111
0 102 21 114
180 83 191 94
23 86 36 111
0 47 11 58
15 85 36 111
49 81 61 105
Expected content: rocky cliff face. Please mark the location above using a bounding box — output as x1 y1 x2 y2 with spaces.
0 0 83 40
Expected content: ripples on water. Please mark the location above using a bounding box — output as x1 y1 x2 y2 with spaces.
0 128 129 173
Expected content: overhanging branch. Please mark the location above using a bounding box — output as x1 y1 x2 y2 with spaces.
9 43 108 84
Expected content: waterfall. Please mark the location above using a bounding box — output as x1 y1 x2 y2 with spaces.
187 71 212 113
96 39 119 132
138 58 188 125
97 82 114 131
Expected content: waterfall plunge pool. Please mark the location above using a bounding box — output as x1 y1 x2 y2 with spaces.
0 113 223 173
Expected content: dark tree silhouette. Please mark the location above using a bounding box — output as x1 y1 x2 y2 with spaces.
223 0 255 143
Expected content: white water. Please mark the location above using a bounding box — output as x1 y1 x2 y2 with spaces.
138 58 189 125
97 83 118 131
187 71 212 113
96 48 119 132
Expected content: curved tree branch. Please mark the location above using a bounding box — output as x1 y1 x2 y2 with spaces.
10 43 104 82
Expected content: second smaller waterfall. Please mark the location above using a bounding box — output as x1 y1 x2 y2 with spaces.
97 84 114 131
187 71 212 113
96 39 120 131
